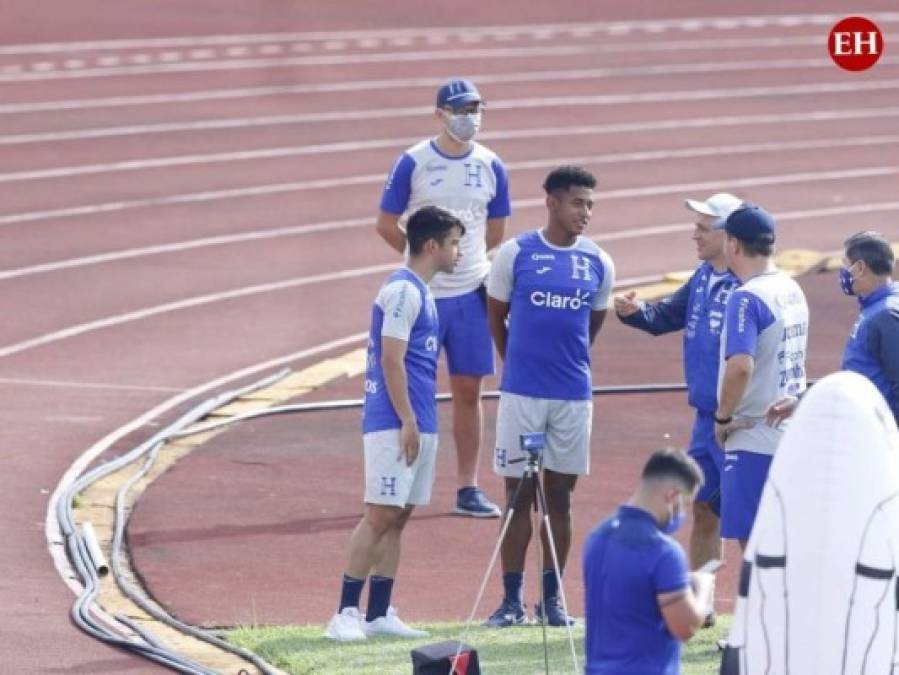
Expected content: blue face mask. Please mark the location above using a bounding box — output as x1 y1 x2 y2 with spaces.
661 501 686 535
839 266 856 296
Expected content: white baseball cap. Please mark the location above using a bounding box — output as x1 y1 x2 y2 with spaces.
684 192 743 228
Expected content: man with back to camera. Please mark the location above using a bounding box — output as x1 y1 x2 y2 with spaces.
325 206 464 641
582 448 715 675
614 193 742 575
714 203 809 548
376 77 511 518
767 230 899 425
484 165 616 627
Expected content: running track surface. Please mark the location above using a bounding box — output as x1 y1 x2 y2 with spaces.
2 1 896 672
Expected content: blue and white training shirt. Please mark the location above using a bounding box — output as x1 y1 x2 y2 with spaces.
487 230 615 400
719 270 809 454
362 268 439 434
380 139 511 298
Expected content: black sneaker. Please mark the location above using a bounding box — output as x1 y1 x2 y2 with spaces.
454 486 501 518
483 599 528 627
534 598 578 627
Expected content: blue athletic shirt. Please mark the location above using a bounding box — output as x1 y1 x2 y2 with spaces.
583 505 690 675
380 138 511 298
842 282 899 421
619 263 739 412
487 230 615 400
362 268 439 434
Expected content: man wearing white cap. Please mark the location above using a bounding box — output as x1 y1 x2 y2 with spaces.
375 78 511 518
613 193 742 578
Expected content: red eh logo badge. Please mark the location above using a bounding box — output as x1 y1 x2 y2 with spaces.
828 16 883 71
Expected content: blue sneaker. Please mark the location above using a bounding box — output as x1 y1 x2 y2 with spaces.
483 599 528 628
454 487 501 518
534 598 578 627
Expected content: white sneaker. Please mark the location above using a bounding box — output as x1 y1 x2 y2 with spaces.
363 606 429 638
325 607 366 641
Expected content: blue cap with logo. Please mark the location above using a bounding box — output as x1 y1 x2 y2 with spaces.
436 78 481 111
724 202 776 243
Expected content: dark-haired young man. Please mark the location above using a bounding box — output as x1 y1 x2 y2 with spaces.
582 449 715 675
376 78 511 518
714 204 808 548
326 206 464 641
484 166 615 627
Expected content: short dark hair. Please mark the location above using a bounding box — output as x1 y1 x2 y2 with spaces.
641 448 704 492
406 206 465 256
739 236 775 258
543 165 597 194
845 231 895 275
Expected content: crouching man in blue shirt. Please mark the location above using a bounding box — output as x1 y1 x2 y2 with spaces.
582 449 715 675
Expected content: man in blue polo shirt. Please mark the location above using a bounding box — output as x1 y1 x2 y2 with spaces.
375 77 511 518
768 231 899 425
326 206 464 641
583 448 715 675
485 165 615 627
615 192 741 572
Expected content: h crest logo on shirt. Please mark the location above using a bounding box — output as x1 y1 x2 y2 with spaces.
570 254 591 281
463 163 483 188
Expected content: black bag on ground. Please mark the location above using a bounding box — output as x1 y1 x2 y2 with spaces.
410 640 480 674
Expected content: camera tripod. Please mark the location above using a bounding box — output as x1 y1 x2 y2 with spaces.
453 433 580 674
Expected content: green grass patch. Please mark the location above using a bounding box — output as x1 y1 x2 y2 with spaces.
228 615 730 674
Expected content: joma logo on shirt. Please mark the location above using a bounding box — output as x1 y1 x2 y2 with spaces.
530 289 591 310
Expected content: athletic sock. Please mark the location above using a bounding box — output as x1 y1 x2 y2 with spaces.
365 575 394 622
502 572 524 606
338 574 365 612
541 568 562 605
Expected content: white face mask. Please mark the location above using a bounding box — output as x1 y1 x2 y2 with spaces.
442 111 481 143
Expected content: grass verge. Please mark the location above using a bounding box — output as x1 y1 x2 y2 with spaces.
228 615 730 674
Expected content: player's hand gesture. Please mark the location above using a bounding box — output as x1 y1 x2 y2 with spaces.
765 395 799 427
398 419 421 466
613 290 640 317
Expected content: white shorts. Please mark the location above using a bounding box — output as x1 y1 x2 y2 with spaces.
363 429 439 507
493 392 593 477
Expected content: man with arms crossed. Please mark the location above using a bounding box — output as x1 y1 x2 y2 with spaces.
484 166 615 627
614 193 741 573
326 206 464 641
583 449 715 675
714 204 809 548
376 78 511 518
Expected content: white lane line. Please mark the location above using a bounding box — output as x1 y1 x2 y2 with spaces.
6 56 889 115
15 13 899 55
1 126 896 195
0 107 897 226
0 377 182 392
0 34 851 83
4 78 898 146
5 198 899 361
46 330 370 595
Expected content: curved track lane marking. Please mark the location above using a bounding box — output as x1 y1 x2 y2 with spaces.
4 57 896 115
4 199 899 360
7 80 898 145
3 132 898 185
0 162 895 228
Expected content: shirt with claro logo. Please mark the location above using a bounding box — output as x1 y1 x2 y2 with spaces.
487 230 615 400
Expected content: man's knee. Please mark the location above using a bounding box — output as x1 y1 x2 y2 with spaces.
364 505 408 536
544 472 577 517
451 375 483 407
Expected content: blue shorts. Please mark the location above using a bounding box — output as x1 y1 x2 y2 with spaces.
689 411 724 514
435 286 495 377
721 450 773 541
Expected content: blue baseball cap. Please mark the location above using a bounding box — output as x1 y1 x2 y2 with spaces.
724 203 776 243
436 78 481 111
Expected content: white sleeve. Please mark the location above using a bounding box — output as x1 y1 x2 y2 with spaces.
592 248 616 310
487 239 519 302
377 281 422 341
